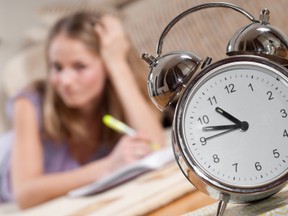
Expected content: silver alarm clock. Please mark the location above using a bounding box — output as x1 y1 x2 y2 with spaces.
142 2 288 216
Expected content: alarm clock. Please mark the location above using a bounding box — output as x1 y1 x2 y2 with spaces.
141 2 288 216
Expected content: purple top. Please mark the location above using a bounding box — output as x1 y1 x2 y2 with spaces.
0 91 110 203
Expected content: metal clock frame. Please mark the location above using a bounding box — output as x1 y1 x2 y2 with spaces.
141 1 288 215
172 55 288 212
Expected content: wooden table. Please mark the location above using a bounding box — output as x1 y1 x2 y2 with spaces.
148 189 215 216
0 128 216 216
0 163 215 216
185 185 288 216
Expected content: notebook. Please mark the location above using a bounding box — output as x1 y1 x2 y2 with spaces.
68 147 175 197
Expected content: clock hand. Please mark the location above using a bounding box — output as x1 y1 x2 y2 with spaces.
204 126 240 141
215 107 242 124
202 124 239 131
215 107 249 131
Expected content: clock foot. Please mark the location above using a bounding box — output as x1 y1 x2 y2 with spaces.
216 193 230 216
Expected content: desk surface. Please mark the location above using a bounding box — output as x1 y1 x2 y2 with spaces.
185 185 288 216
0 163 215 216
0 128 216 216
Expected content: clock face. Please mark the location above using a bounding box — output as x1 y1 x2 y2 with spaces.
182 60 288 187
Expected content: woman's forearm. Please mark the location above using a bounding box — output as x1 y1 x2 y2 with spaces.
108 61 164 146
95 15 164 146
14 157 111 209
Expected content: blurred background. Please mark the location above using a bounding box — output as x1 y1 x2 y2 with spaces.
1 0 288 134
0 0 82 133
0 0 77 68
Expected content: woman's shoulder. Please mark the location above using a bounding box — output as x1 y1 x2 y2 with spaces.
6 81 45 127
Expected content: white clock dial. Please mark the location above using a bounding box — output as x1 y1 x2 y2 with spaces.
183 62 288 187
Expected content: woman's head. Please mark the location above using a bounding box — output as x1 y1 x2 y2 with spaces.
47 13 106 110
40 11 151 145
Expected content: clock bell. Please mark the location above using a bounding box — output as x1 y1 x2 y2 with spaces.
141 2 288 111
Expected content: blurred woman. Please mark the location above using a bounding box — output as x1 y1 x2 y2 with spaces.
0 12 164 208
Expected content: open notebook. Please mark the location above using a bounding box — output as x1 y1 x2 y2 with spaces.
68 147 175 197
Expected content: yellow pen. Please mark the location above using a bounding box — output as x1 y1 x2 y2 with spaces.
102 114 160 150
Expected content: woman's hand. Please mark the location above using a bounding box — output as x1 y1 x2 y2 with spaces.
106 134 153 171
95 15 165 150
94 15 130 73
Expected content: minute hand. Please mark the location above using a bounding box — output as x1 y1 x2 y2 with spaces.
202 124 240 131
205 126 240 141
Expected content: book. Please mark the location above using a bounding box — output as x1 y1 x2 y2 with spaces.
67 147 175 197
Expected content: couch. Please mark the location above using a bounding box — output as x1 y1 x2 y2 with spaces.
1 0 288 133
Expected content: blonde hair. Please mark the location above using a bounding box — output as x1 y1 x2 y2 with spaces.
38 12 150 146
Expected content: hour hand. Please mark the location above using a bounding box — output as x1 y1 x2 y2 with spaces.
215 107 249 131
202 124 240 131
215 107 242 125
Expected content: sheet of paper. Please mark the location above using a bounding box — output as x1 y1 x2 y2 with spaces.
68 147 175 197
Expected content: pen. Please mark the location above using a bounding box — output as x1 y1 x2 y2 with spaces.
102 114 160 150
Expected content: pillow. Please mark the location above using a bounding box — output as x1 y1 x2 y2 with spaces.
37 1 117 28
121 0 288 126
2 44 46 98
122 0 288 62
88 0 139 9
0 89 9 133
25 1 118 44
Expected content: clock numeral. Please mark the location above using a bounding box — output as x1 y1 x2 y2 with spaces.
248 83 254 91
213 154 220 163
224 83 236 94
207 96 217 106
283 129 288 138
255 162 262 171
266 91 274 100
200 137 207 145
232 163 238 173
280 109 287 118
198 115 209 125
273 149 280 158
